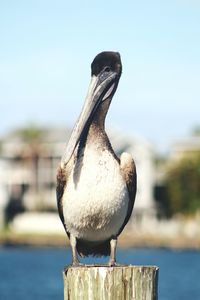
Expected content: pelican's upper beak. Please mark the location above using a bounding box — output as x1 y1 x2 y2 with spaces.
61 69 119 166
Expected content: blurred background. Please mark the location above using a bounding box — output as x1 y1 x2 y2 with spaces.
0 1 200 300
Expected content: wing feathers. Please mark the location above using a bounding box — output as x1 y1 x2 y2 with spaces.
118 152 137 234
56 166 67 228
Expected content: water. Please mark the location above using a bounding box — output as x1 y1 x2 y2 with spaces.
1 246 200 300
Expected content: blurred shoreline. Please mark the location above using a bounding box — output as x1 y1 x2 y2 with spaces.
1 230 200 251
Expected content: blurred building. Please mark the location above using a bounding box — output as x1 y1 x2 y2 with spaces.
170 136 200 160
0 126 156 229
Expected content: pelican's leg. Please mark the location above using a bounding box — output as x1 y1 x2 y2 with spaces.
108 237 117 266
70 234 80 266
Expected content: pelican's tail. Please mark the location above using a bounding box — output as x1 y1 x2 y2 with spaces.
77 239 110 257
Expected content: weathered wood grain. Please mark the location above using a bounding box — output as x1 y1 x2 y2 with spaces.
63 265 159 300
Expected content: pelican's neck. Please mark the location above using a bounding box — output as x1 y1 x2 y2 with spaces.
75 99 113 160
89 99 111 131
85 99 115 154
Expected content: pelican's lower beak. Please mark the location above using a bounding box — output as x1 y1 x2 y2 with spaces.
61 70 119 166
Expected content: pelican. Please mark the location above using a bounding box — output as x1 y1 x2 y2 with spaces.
56 51 137 266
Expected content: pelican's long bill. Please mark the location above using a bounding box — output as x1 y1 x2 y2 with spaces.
61 70 119 166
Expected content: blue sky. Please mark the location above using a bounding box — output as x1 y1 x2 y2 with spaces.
1 0 200 152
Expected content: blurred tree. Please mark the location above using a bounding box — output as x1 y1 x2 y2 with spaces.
165 152 200 217
192 126 200 136
15 124 44 144
15 124 45 193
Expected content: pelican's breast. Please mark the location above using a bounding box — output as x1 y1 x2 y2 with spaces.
62 145 129 241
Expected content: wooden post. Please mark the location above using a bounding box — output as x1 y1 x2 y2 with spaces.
63 265 159 300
